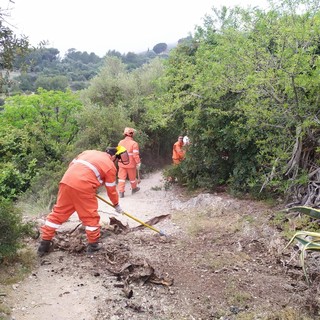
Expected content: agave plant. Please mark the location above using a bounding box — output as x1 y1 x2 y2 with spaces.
284 206 320 219
284 206 320 285
285 230 320 285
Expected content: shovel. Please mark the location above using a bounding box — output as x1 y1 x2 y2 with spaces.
96 194 166 236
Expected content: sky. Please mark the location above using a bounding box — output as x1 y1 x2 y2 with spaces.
2 0 269 57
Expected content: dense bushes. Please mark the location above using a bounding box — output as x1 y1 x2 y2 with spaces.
156 1 320 205
0 200 35 263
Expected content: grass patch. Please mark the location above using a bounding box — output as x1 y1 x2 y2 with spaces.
186 215 217 236
262 307 314 320
225 279 253 307
270 210 319 241
223 306 314 320
0 246 36 285
171 206 245 238
151 185 162 191
231 214 257 233
199 251 250 271
0 246 36 320
241 215 255 224
16 200 49 218
181 209 240 237
0 301 11 318
229 290 252 305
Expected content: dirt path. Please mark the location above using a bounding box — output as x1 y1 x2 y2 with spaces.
4 171 179 320
97 170 175 230
2 170 319 319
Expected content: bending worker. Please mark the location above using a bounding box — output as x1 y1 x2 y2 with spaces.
118 127 141 198
172 135 186 165
37 146 129 256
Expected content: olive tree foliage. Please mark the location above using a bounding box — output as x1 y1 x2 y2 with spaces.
0 6 42 262
78 56 167 164
74 103 129 152
130 57 172 164
34 74 69 91
218 0 320 204
0 89 83 202
0 8 29 94
155 0 320 204
78 56 133 149
142 38 202 163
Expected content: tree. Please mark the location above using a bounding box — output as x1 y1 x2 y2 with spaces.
0 88 84 204
151 0 320 204
35 75 69 91
0 9 30 93
153 43 168 54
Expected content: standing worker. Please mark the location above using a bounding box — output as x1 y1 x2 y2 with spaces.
37 146 129 256
172 135 186 165
118 127 141 198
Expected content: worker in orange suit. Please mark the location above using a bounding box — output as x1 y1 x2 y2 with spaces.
37 146 129 257
172 135 186 165
118 127 141 198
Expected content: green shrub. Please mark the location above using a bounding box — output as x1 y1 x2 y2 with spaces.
0 199 34 263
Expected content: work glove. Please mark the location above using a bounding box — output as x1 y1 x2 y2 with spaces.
136 163 141 170
114 204 124 214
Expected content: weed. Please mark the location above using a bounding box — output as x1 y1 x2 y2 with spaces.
225 279 252 307
242 215 255 224
186 214 217 237
0 302 11 318
263 306 313 320
151 185 162 191
204 251 250 271
0 246 36 285
229 290 252 305
163 180 172 191
0 246 36 320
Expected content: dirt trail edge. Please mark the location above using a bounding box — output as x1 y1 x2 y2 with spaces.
3 170 319 320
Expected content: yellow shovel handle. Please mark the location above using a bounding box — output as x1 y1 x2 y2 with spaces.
96 194 165 236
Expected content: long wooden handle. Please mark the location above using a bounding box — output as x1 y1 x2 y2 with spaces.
96 194 166 236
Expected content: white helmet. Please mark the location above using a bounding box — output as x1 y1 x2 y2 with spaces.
123 127 135 136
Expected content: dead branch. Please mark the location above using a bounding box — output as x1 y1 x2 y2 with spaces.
285 126 302 177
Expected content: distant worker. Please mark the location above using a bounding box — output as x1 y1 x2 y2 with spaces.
37 146 129 256
118 127 141 198
172 135 186 165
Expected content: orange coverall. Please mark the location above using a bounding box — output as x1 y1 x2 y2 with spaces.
41 150 119 244
118 136 141 193
172 140 185 165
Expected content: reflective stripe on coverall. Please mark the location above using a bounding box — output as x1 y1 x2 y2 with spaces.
118 136 141 193
41 150 119 243
172 141 185 165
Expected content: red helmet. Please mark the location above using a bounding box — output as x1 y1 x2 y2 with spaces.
123 127 135 136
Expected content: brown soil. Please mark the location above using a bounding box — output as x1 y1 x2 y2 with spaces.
1 171 320 320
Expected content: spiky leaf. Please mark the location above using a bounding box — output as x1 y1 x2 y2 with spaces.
285 230 320 285
285 206 320 219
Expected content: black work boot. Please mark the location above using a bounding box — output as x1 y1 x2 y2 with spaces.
119 192 124 198
37 240 52 257
87 242 102 254
132 187 140 195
